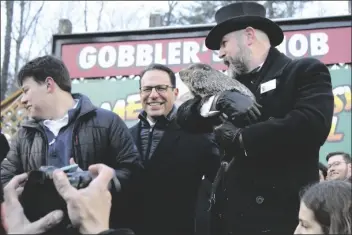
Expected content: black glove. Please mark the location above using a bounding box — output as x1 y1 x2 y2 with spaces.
214 121 243 157
214 90 261 127
176 95 222 133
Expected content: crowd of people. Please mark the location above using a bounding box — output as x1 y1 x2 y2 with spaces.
0 1 351 235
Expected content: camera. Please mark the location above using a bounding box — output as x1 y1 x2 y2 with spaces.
19 165 93 234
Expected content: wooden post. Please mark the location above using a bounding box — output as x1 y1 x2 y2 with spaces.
58 19 73 34
149 13 163 27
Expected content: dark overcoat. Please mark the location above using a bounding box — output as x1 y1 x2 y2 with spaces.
126 119 220 235
183 48 334 235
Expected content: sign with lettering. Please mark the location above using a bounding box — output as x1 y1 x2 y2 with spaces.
62 27 351 79
71 65 351 163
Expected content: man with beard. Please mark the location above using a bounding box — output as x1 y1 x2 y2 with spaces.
176 2 334 234
326 152 351 181
125 64 220 235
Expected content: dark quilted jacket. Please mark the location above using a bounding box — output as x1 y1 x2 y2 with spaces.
0 93 142 190
137 107 177 161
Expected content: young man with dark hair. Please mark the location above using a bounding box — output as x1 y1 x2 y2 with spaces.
326 151 351 181
0 55 142 228
127 64 220 235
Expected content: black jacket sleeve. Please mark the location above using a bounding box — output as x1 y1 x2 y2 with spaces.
0 134 10 163
98 228 135 235
202 133 221 182
241 58 334 158
108 114 143 192
1 131 24 187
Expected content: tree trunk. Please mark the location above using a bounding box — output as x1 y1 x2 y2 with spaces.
1 1 14 100
84 1 88 32
14 0 25 76
265 1 275 18
285 2 295 18
96 1 104 31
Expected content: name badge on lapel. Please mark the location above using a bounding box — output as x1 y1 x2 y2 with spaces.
260 79 276 94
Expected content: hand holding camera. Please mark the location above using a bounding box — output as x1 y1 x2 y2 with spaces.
3 163 117 234
3 173 64 234
53 164 114 234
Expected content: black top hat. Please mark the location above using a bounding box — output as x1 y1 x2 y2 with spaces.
205 2 284 50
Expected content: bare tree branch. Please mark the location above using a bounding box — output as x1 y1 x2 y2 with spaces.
14 0 26 76
23 1 44 36
84 1 88 32
13 1 45 76
23 1 31 27
164 1 178 26
37 38 53 57
108 8 118 30
25 9 42 62
96 1 105 31
124 5 145 29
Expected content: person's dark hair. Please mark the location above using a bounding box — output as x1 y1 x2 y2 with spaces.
17 55 71 93
319 162 328 179
139 64 176 87
326 151 351 163
300 180 352 234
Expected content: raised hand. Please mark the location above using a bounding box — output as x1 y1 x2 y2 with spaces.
52 164 114 234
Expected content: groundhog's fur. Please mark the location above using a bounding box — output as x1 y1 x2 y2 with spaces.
179 63 255 100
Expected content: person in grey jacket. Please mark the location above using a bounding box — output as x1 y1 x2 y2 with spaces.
0 55 142 228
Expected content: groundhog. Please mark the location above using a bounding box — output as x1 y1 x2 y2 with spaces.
178 63 255 100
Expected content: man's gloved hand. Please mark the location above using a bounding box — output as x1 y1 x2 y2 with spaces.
214 121 243 157
177 95 222 133
214 90 261 127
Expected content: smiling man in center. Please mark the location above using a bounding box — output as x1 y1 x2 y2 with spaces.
123 63 221 235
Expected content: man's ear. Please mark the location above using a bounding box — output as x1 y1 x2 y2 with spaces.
173 87 179 98
244 27 256 46
45 77 55 93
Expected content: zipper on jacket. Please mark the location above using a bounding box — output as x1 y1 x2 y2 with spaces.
238 133 247 157
144 126 154 160
26 126 49 167
70 110 92 166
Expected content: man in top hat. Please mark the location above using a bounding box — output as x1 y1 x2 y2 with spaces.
177 2 334 234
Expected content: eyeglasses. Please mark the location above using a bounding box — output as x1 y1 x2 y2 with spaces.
327 161 346 169
140 85 174 95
